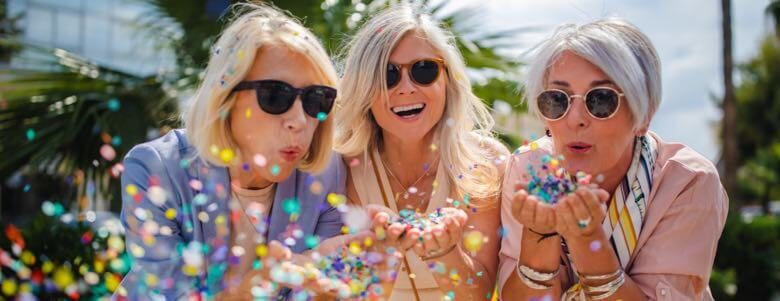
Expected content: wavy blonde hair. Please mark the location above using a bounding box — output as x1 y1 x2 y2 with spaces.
335 3 501 201
183 2 338 173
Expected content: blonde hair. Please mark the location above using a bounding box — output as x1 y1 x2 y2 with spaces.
525 18 662 130
183 2 338 173
335 4 502 202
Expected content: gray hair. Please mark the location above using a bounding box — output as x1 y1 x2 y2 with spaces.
525 17 662 130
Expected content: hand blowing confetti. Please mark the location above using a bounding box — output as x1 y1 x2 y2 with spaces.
524 154 592 204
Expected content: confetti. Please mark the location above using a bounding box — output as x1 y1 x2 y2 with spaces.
254 154 267 167
525 155 580 204
25 129 35 141
463 230 486 254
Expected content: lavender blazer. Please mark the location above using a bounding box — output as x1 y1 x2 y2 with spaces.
116 129 345 300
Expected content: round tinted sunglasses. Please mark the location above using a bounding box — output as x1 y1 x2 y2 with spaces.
536 87 624 121
232 80 337 118
386 58 446 88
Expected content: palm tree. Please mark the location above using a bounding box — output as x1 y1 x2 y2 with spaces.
721 0 738 205
0 0 525 215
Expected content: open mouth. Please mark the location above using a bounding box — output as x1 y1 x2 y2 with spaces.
567 142 593 154
391 103 426 118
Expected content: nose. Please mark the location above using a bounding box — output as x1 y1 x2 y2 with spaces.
282 97 307 132
565 96 590 130
393 69 417 96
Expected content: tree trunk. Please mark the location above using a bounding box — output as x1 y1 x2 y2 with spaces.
722 0 739 208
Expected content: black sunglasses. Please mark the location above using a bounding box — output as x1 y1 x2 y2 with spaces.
232 80 337 119
386 58 446 88
536 87 624 121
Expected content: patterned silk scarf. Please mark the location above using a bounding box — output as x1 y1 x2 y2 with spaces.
564 134 658 300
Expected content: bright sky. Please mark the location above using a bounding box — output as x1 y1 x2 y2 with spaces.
446 0 773 161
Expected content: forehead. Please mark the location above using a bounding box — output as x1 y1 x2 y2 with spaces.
246 44 324 87
546 51 612 84
389 31 439 63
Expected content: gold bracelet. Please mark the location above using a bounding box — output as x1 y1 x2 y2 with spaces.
577 268 622 281
516 268 553 290
420 244 457 261
584 271 626 300
517 263 560 282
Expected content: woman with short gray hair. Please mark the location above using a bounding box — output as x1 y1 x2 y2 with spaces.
498 18 727 300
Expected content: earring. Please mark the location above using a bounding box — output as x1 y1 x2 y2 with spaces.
545 128 552 137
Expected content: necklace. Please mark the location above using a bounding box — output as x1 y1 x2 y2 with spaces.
379 153 438 200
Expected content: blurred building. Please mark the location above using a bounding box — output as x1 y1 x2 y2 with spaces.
6 0 176 75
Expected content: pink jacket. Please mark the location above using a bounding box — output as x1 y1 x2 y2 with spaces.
498 133 729 300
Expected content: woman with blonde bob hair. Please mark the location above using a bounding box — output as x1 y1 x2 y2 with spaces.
117 3 354 299
335 3 508 300
499 18 727 300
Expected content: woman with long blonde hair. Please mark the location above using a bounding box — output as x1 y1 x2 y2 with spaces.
335 3 509 300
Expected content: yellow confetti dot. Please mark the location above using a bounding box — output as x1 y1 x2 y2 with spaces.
20 250 35 265
165 208 177 220
256 244 268 258
245 108 252 118
2 279 17 296
550 159 559 168
409 273 416 279
94 260 105 273
237 50 245 60
327 193 346 207
220 148 235 163
210 145 220 155
349 241 362 255
125 184 138 196
430 144 437 151
182 264 199 276
530 142 538 151
108 235 125 252
105 274 120 292
52 266 74 289
215 214 226 225
463 231 485 254
363 237 373 247
145 274 159 287
341 226 350 234
42 261 54 273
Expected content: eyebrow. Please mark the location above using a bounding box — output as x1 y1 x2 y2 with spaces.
548 79 615 88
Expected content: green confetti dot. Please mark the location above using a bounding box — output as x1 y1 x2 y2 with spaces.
271 164 281 176
316 112 327 121
305 235 320 249
26 129 35 141
107 98 121 111
283 199 300 215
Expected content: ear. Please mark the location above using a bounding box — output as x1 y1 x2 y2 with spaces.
634 121 650 136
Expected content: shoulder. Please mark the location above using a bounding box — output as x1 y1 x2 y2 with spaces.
124 129 192 167
304 151 347 192
650 133 727 212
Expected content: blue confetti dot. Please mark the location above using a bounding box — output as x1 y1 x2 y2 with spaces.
271 164 281 176
316 112 327 121
111 136 122 146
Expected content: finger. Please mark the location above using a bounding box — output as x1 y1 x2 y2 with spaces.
431 225 449 248
536 202 555 230
555 198 578 235
511 190 528 220
519 195 537 225
372 212 390 229
421 230 440 254
385 222 406 246
444 216 464 247
570 190 593 225
268 240 292 261
583 188 610 223
399 228 422 252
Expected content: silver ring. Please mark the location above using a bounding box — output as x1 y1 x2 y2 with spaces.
577 217 592 229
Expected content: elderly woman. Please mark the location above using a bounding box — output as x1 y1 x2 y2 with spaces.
116 3 352 300
334 4 508 300
498 18 728 300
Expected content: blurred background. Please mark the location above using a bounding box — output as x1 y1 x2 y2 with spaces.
0 0 778 299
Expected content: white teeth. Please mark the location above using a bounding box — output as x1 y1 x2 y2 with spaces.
391 103 424 113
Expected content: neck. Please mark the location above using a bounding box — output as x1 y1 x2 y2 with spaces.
598 139 637 196
229 165 273 190
379 130 438 186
